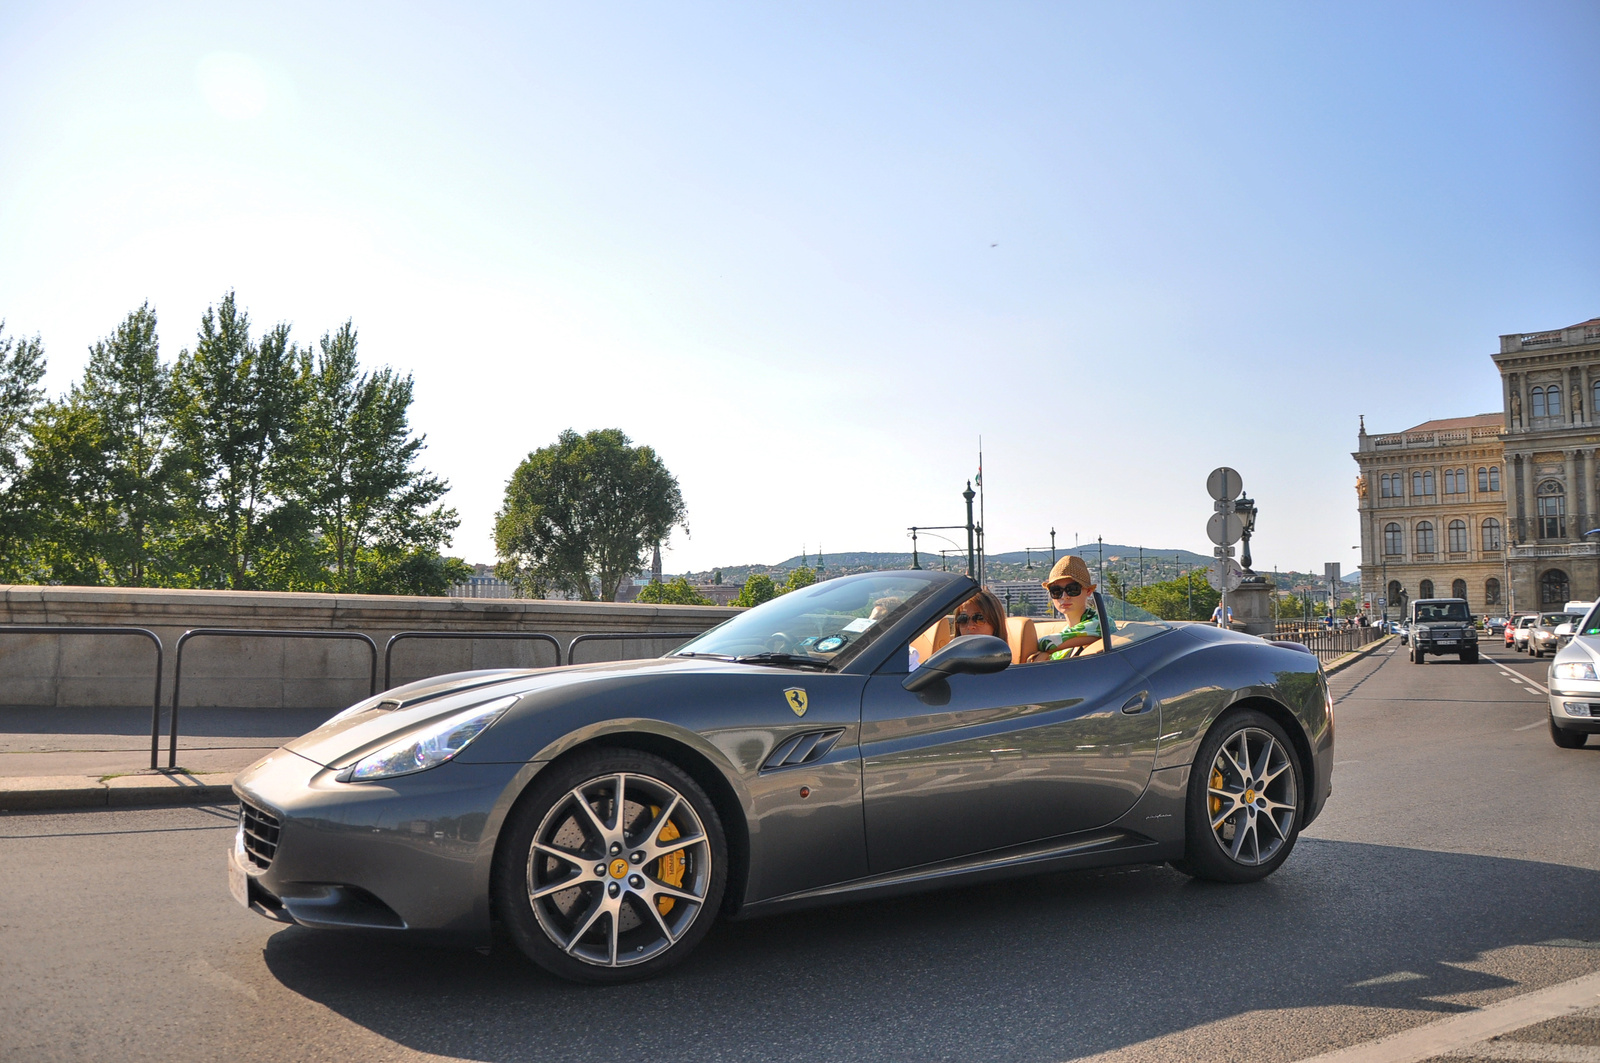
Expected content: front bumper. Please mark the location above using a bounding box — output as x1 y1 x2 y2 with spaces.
1548 684 1600 735
229 749 539 945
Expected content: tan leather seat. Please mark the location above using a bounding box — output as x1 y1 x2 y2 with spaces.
910 618 953 666
1004 616 1037 665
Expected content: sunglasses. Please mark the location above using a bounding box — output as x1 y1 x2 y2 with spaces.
1048 581 1084 599
955 612 993 626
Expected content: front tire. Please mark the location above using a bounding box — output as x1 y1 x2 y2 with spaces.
1412 646 1425 664
1550 721 1588 749
1171 710 1304 883
1461 648 1478 663
493 749 728 984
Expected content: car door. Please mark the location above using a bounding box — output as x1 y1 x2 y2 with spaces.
858 647 1160 874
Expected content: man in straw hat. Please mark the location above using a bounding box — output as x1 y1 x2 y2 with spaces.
1030 554 1115 662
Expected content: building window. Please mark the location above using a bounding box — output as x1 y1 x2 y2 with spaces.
1593 378 1599 421
1411 469 1435 496
1537 480 1566 539
1490 466 1500 491
1388 580 1403 608
1452 579 1467 599
1384 523 1403 556
1533 387 1546 418
1482 517 1502 550
1380 472 1397 499
1485 577 1501 605
1444 469 1457 494
1448 519 1468 552
1549 385 1563 417
1478 467 1488 492
1416 521 1435 554
1420 579 1435 598
1541 569 1570 606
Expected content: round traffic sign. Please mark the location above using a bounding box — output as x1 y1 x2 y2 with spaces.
1206 467 1243 502
1207 510 1245 546
1206 558 1244 593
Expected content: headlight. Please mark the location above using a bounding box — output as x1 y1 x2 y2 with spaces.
1553 662 1598 680
1414 626 1430 637
338 696 517 782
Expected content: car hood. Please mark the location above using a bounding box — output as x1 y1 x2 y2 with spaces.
282 656 723 769
1553 635 1600 670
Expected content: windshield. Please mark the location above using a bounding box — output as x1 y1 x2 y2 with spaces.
673 571 954 667
1541 612 1576 626
1414 602 1469 622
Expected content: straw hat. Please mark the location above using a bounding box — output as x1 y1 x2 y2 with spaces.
1042 554 1094 590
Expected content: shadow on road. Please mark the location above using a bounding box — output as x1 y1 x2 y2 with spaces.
258 838 1600 1063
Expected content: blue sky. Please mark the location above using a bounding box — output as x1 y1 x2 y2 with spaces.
1 2 1596 574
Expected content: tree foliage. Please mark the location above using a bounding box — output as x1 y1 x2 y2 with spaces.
3 297 461 594
729 572 777 608
635 576 713 605
781 566 817 594
1125 568 1219 621
0 322 46 578
495 429 686 602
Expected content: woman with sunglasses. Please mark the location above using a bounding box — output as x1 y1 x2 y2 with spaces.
949 587 1007 641
1031 555 1112 661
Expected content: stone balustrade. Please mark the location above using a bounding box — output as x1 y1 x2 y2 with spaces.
0 586 738 711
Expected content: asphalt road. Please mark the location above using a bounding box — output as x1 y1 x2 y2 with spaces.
1 640 1596 1063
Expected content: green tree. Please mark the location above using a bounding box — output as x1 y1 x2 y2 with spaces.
297 321 455 593
730 573 777 608
495 428 687 601
0 322 46 579
712 569 722 585
25 306 181 586
170 293 306 588
780 566 817 594
1126 568 1219 621
636 576 713 605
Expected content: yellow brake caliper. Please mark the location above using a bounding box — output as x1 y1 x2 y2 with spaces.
1209 768 1224 818
651 806 686 916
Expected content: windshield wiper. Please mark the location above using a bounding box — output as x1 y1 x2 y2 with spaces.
731 652 832 670
673 651 735 660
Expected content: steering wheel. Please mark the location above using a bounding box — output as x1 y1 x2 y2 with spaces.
764 632 793 653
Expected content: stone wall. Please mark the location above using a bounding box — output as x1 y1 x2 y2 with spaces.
0 586 738 711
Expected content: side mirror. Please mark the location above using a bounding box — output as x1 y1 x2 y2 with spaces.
903 634 1011 692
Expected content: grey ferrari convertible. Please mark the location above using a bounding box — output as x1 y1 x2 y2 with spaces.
230 569 1332 983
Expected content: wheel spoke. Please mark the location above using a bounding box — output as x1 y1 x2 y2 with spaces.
1229 814 1252 861
563 896 607 955
613 774 627 832
1222 740 1250 781
1259 810 1288 841
648 881 703 906
1258 759 1289 787
534 841 589 864
647 832 706 863
607 900 620 966
643 893 678 942
571 785 612 841
532 870 597 899
1250 737 1277 784
1210 803 1239 830
644 794 682 848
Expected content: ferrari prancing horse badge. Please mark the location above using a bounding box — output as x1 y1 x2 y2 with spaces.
783 688 808 717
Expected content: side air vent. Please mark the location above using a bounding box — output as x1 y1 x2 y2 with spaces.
762 729 845 771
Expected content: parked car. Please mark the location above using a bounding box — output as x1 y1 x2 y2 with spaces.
1556 602 1596 649
1396 621 1410 645
1485 616 1508 635
1408 598 1478 663
1544 603 1600 748
1512 614 1539 651
227 569 1334 983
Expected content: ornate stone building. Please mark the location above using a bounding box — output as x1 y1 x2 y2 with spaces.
1355 316 1600 617
1354 414 1506 619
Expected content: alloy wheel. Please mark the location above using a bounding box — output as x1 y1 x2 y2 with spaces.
1205 726 1298 866
527 772 712 968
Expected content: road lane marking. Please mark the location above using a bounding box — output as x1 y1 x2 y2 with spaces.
1515 720 1547 731
1494 662 1551 695
1293 968 1600 1063
1349 970 1427 987
1450 1042 1600 1060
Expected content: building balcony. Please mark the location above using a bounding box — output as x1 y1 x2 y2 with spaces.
1362 425 1503 451
1507 542 1600 560
1500 321 1600 353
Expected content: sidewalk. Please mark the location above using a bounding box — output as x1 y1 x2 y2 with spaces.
0 704 328 812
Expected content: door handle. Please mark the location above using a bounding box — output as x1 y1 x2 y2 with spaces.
1121 692 1151 714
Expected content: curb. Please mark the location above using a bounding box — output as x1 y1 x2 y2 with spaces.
1323 633 1396 676
0 771 236 812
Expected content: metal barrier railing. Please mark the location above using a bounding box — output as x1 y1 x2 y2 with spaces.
383 631 562 688
1269 625 1385 663
567 631 700 665
0 625 167 770
169 629 379 770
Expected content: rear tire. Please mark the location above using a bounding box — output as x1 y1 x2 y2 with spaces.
1170 709 1304 884
1550 721 1588 749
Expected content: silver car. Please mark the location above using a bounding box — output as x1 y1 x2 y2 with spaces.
1546 606 1600 748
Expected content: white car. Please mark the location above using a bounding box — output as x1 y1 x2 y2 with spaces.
1512 615 1539 652
1546 605 1600 748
